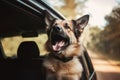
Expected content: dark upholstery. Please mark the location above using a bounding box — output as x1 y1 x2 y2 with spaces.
17 41 40 60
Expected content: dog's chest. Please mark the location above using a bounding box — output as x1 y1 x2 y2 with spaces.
44 57 83 75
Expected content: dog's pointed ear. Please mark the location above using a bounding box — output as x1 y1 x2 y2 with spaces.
44 10 56 27
75 15 89 32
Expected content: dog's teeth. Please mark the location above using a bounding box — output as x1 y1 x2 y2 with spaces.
53 43 60 51
52 41 65 51
59 41 65 47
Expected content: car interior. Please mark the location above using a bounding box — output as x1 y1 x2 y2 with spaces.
0 0 97 80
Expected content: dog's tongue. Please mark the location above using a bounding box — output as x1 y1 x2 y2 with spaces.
53 41 65 51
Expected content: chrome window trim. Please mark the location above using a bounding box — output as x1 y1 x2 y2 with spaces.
89 71 95 80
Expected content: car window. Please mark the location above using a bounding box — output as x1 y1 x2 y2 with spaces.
1 34 47 57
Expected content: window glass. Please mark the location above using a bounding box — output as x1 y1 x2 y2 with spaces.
1 34 47 57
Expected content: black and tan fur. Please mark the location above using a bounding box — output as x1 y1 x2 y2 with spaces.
43 11 89 80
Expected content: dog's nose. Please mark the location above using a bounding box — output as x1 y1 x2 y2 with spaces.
53 26 62 32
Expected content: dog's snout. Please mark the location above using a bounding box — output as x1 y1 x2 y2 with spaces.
53 26 62 32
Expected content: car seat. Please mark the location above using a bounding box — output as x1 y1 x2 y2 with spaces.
16 41 43 80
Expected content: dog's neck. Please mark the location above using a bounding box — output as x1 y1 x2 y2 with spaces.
49 52 73 62
48 43 81 62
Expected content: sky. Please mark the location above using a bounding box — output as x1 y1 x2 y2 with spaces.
81 0 118 28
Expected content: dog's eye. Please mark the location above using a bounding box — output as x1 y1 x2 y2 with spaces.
54 23 57 25
65 26 70 29
53 23 57 26
64 23 71 29
52 23 58 27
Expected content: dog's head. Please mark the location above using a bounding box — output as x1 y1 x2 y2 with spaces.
45 12 89 54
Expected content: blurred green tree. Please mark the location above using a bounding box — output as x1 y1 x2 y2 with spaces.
82 26 102 51
101 5 120 56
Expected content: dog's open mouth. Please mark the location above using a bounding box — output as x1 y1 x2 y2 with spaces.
51 35 69 52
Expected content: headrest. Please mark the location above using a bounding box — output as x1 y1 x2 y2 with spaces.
17 41 39 60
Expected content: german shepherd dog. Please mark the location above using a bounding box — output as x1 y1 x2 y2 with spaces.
43 11 89 80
